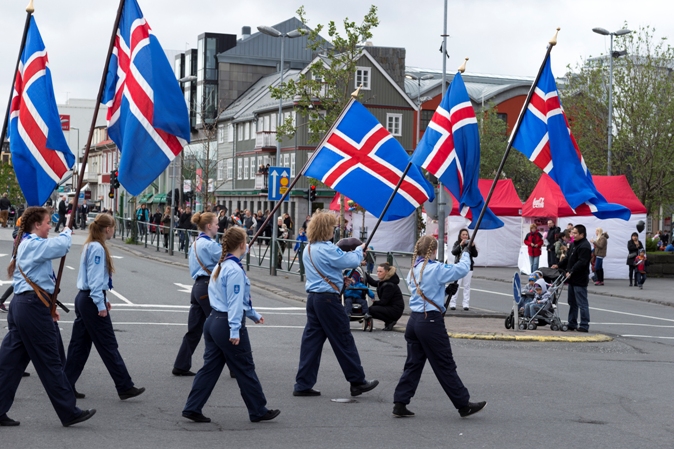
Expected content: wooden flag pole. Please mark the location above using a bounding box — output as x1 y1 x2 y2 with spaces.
466 28 560 250
0 0 35 147
51 0 127 314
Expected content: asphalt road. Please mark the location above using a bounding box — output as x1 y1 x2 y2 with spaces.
0 233 673 448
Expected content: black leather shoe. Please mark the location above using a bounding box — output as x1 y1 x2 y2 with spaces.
229 370 236 378
577 328 589 333
350 379 379 397
74 390 85 399
22 372 29 377
450 307 456 310
182 411 211 423
392 403 415 417
0 416 20 426
172 368 196 376
463 307 469 311
119 386 145 400
459 401 487 417
252 409 280 422
293 388 321 397
383 321 397 331
63 409 96 427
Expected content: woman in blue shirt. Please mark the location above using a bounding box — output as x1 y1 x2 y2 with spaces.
64 213 145 401
0 207 95 427
392 235 487 419
182 227 279 423
173 212 222 376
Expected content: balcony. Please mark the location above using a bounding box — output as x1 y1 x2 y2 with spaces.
255 131 277 149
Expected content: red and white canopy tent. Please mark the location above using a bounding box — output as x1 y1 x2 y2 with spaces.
521 173 647 279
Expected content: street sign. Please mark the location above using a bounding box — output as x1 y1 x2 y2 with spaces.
267 166 290 202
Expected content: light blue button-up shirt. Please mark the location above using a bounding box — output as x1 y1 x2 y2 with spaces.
407 252 471 313
303 241 363 293
208 257 261 339
13 229 72 294
76 242 111 311
189 233 222 279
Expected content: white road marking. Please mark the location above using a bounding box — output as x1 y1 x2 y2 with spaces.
0 280 13 286
471 287 511 297
255 306 305 311
66 266 74 270
592 323 674 328
108 289 134 305
111 256 123 259
174 283 192 293
0 254 7 258
557 301 674 323
620 335 674 340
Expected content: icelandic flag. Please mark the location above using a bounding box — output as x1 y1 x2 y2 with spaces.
102 0 190 196
305 100 434 221
8 16 75 206
511 56 630 220
411 72 503 229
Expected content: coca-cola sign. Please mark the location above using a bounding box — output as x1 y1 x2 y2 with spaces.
532 197 545 208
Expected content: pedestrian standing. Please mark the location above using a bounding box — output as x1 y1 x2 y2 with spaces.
64 214 145 400
173 212 222 376
392 235 486 418
54 195 67 232
590 228 608 286
626 232 644 287
0 207 95 427
182 227 279 423
524 223 544 273
0 193 11 228
448 228 478 311
546 219 561 266
293 211 379 398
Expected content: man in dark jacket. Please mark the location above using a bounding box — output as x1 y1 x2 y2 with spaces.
554 224 592 332
55 195 67 232
546 220 561 266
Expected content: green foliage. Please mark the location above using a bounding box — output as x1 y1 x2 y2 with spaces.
562 25 674 213
646 237 658 252
270 5 380 144
479 105 540 199
0 162 26 205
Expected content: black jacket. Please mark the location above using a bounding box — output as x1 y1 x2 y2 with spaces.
0 197 10 211
58 199 67 215
178 212 192 230
451 240 478 271
366 270 404 314
547 226 561 250
626 239 644 266
558 236 592 287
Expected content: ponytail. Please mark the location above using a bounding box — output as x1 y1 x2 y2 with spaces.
212 227 247 278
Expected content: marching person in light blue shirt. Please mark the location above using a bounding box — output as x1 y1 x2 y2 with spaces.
64 213 145 401
173 212 223 376
0 207 95 427
182 227 279 424
392 235 487 419
293 211 379 398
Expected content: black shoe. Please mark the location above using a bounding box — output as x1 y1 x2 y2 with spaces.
350 379 379 397
22 372 29 377
459 401 487 418
463 307 469 311
119 386 145 400
0 415 20 426
74 390 85 399
567 326 576 331
172 368 196 376
383 321 397 331
252 409 280 422
293 388 321 397
182 411 211 423
229 370 236 378
450 307 456 310
577 328 588 333
63 409 96 427
392 402 415 417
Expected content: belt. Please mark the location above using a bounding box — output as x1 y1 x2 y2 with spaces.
211 310 228 317
195 276 210 281
307 291 340 296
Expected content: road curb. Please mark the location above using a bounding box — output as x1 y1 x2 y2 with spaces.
446 331 613 342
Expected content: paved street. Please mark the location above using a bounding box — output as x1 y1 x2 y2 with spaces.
0 228 673 448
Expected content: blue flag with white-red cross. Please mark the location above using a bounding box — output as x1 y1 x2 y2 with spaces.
511 55 630 220
102 0 190 196
8 16 75 206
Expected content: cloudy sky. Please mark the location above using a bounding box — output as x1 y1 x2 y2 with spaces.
1 0 673 126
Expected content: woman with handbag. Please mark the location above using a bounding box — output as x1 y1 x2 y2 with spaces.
626 232 644 287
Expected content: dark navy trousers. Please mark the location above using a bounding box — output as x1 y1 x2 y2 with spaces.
393 311 470 410
183 311 268 422
64 290 134 393
174 277 212 371
0 292 82 424
294 292 366 391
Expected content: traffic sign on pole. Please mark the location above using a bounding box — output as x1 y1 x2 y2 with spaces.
268 166 290 202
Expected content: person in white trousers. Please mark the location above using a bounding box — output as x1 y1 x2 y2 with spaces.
448 229 478 311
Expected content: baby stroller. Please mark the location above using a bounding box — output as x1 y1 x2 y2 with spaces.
505 267 568 332
342 268 374 332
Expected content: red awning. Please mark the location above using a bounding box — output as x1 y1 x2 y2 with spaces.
448 179 522 217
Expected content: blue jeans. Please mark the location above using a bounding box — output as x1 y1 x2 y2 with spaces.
529 256 540 273
344 296 369 316
567 285 590 331
525 301 546 318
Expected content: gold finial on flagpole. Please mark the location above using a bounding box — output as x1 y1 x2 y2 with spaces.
26 0 35 13
458 58 469 73
549 27 561 46
351 84 363 98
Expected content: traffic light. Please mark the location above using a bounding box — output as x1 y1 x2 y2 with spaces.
108 185 115 199
110 169 120 189
309 185 317 202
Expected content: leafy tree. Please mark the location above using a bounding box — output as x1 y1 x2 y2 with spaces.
562 25 674 213
0 160 26 206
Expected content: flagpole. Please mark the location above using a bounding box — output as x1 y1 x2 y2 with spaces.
467 28 560 249
0 0 35 148
51 0 127 315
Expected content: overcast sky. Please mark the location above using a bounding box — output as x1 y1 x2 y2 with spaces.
2 0 674 126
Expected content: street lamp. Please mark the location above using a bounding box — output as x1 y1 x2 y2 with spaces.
405 73 434 145
257 24 302 275
592 27 632 176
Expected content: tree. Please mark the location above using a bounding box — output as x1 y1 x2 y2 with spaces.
0 160 26 206
562 25 674 214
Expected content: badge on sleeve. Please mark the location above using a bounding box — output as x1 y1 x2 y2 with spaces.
234 285 240 294
95 255 101 264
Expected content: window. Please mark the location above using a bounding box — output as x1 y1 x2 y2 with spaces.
217 160 225 181
386 113 402 136
290 153 296 178
355 66 371 90
237 158 242 180
270 113 277 132
420 110 434 132
237 124 243 141
263 115 270 132
249 157 255 178
497 113 508 123
227 123 233 142
257 117 263 132
283 153 290 168
244 122 250 140
263 155 269 167
217 125 225 143
226 159 233 180
243 158 249 180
